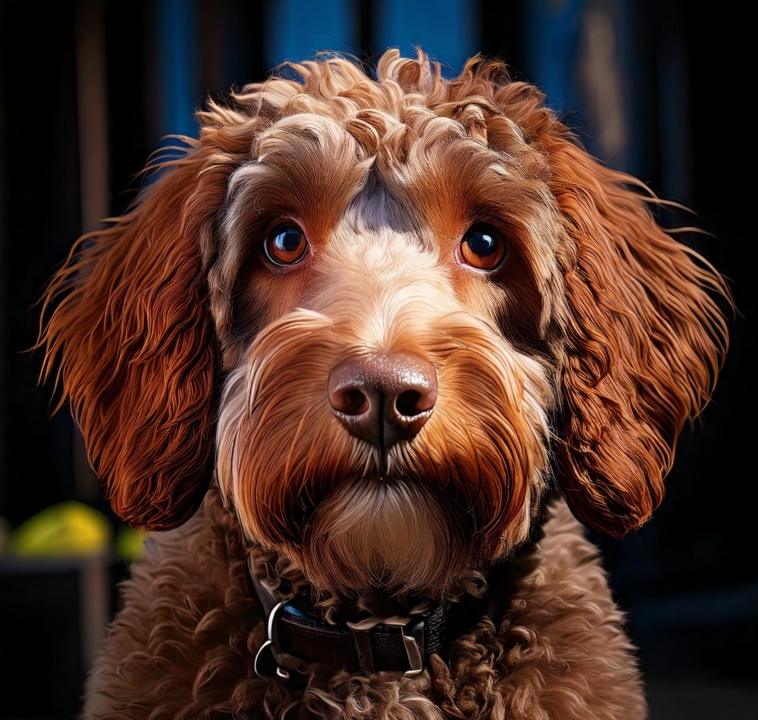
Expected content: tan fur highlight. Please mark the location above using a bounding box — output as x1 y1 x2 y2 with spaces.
301 478 468 599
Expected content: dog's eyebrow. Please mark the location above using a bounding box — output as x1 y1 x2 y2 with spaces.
226 161 267 199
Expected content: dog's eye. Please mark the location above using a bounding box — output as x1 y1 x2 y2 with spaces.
460 224 506 271
264 225 309 266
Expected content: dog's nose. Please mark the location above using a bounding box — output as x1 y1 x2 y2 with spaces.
327 352 437 449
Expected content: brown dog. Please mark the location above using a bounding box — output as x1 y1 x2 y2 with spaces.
41 52 728 719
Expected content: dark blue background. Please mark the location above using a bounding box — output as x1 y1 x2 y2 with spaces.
0 1 755 717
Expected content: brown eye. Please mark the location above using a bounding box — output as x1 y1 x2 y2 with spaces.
264 225 308 266
460 224 506 271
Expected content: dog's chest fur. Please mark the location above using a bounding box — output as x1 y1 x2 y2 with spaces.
84 490 645 720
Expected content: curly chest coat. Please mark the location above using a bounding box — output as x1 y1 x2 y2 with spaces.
84 490 644 720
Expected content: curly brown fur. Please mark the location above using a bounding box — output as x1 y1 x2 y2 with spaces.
38 50 728 718
86 490 644 719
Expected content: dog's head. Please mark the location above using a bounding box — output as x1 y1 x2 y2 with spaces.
41 53 727 602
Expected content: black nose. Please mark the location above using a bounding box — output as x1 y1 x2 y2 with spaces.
327 352 437 450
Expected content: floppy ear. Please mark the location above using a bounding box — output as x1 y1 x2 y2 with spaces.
543 137 729 537
40 143 233 530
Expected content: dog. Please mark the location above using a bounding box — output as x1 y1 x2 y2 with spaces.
40 51 728 719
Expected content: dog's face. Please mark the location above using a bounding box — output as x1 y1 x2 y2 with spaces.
213 109 556 598
41 53 727 603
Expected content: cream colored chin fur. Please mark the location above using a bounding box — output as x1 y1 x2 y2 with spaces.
297 477 470 599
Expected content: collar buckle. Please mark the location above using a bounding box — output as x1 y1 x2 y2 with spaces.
347 614 425 677
381 616 425 677
254 600 304 681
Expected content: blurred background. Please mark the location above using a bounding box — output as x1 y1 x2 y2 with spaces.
0 0 754 718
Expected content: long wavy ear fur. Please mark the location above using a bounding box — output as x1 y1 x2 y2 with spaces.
495 81 729 537
547 136 729 536
39 143 232 530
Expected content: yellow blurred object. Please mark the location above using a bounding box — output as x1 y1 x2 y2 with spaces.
9 501 112 557
116 525 147 561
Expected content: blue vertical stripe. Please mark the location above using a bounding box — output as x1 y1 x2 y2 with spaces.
612 0 644 178
264 0 359 70
156 0 198 139
522 0 585 114
523 0 643 175
373 0 478 76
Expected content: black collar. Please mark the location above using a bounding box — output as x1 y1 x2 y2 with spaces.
252 499 549 682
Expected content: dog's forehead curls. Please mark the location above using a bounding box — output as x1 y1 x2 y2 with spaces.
40 50 728 603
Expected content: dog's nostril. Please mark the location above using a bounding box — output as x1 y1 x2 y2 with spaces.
395 390 423 418
335 389 369 416
328 352 436 449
